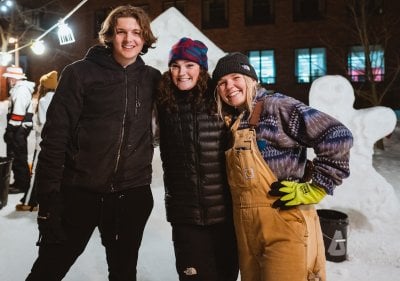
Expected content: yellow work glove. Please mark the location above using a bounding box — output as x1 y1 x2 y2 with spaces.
268 181 326 209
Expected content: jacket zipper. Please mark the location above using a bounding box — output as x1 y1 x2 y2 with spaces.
193 109 204 222
134 85 140 116
111 71 129 192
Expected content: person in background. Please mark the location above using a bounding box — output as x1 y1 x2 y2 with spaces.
212 52 353 281
156 37 239 281
15 70 58 212
3 66 35 196
25 5 161 281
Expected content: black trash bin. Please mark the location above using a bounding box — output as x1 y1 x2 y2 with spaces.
317 209 349 262
0 157 13 210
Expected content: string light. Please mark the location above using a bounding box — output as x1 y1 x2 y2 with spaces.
57 21 75 45
30 40 45 55
5 0 87 58
0 0 13 13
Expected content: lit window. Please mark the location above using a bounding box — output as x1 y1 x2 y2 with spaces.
347 45 384 82
249 50 276 84
295 48 326 83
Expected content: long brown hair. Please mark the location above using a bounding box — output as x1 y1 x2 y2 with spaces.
157 68 216 113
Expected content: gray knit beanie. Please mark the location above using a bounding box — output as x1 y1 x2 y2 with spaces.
212 52 258 82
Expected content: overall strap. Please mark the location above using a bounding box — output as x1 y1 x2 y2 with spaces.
228 99 264 132
248 100 264 128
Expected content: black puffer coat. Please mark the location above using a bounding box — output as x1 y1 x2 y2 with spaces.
35 45 161 195
157 76 232 226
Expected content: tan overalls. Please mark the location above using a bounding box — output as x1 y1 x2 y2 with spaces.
225 114 326 281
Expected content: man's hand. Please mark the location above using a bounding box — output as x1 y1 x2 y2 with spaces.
36 192 67 245
268 181 326 209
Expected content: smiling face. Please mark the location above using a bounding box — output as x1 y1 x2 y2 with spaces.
216 73 248 107
169 60 201 91
112 17 144 67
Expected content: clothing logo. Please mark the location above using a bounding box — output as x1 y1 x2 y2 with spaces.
327 230 346 256
244 168 255 180
183 267 198 276
240 63 251 71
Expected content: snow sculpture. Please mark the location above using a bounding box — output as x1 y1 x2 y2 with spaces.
143 7 226 73
309 75 399 226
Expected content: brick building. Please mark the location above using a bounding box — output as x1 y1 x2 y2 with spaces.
3 0 400 108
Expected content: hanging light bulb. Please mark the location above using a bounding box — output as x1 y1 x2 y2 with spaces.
58 21 75 45
31 40 46 55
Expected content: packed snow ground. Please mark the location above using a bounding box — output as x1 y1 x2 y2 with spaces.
1 7 399 281
0 123 399 280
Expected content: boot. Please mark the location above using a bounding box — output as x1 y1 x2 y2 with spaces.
16 203 38 212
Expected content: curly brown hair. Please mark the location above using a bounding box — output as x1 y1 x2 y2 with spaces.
156 69 216 113
98 5 157 55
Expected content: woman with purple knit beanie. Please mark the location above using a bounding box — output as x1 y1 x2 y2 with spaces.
155 38 239 281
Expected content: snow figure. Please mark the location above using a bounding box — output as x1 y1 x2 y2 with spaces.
309 75 399 228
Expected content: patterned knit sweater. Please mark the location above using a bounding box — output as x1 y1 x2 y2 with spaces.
237 88 353 195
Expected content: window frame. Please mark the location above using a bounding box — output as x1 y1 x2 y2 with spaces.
245 0 275 25
162 0 186 14
347 45 385 82
202 0 229 29
294 47 327 84
349 0 384 17
248 49 276 85
293 0 326 22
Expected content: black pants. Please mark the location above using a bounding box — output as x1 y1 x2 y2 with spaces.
172 222 239 281
26 185 153 281
5 126 31 192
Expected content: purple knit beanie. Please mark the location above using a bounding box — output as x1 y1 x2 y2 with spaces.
168 37 208 70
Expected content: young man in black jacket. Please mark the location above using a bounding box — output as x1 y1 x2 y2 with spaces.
26 5 161 281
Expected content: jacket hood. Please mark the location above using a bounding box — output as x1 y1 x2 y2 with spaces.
254 86 272 102
14 80 35 94
84 45 145 71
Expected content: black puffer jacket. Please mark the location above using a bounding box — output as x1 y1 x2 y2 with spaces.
157 77 232 226
35 45 161 195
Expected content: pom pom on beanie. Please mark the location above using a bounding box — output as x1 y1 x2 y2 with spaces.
168 37 208 70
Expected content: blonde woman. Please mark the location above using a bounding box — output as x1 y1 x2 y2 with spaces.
213 52 353 281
